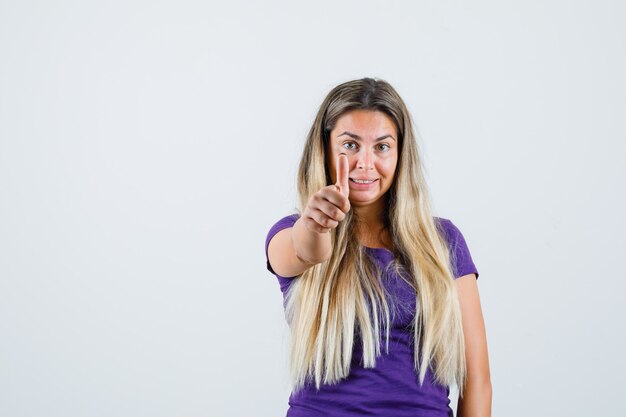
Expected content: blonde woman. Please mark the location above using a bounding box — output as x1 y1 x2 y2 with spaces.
265 78 491 417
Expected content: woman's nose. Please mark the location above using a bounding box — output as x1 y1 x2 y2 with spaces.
356 148 374 170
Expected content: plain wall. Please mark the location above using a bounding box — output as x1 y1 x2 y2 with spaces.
1 0 624 416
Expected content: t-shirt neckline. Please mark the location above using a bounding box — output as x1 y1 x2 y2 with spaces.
364 246 395 255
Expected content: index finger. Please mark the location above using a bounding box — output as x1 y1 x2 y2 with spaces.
335 153 349 197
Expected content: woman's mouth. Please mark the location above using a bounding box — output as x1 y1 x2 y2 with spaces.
349 178 378 187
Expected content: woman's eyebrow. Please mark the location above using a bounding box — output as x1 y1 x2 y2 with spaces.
337 131 396 142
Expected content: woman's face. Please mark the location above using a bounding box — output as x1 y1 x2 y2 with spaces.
327 109 399 211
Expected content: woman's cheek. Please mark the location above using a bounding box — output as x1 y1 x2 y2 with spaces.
380 159 395 175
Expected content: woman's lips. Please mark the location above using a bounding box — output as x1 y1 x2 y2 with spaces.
349 178 379 188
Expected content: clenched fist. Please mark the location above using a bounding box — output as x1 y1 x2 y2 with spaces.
301 154 351 233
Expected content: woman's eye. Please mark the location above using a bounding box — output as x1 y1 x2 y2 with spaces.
377 144 390 152
343 142 357 150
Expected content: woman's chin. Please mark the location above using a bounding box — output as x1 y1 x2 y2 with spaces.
348 196 384 209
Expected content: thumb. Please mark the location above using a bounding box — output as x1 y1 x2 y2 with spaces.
335 153 349 198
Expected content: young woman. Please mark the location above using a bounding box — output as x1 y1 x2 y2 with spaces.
265 78 491 416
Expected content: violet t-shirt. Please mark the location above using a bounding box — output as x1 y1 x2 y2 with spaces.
265 214 479 417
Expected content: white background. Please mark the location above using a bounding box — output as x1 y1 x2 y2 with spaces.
1 1 624 416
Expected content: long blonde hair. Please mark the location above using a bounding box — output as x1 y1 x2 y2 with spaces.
287 77 466 396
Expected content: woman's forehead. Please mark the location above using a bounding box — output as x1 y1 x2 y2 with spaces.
331 110 398 140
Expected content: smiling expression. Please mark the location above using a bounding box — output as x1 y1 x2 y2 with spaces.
327 109 399 211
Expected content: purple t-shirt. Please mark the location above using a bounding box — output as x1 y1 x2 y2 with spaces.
265 214 479 417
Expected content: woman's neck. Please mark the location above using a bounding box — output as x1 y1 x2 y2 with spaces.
352 201 392 249
352 197 386 225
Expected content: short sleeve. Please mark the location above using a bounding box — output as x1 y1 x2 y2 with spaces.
435 217 479 280
265 214 301 292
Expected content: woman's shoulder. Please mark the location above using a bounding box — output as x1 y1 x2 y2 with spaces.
433 216 479 280
265 212 301 263
433 216 463 240
267 213 300 233
433 215 453 227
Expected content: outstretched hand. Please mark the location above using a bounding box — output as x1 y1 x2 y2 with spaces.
301 153 351 233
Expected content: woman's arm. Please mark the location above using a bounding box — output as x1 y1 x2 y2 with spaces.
456 274 492 417
267 218 333 278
